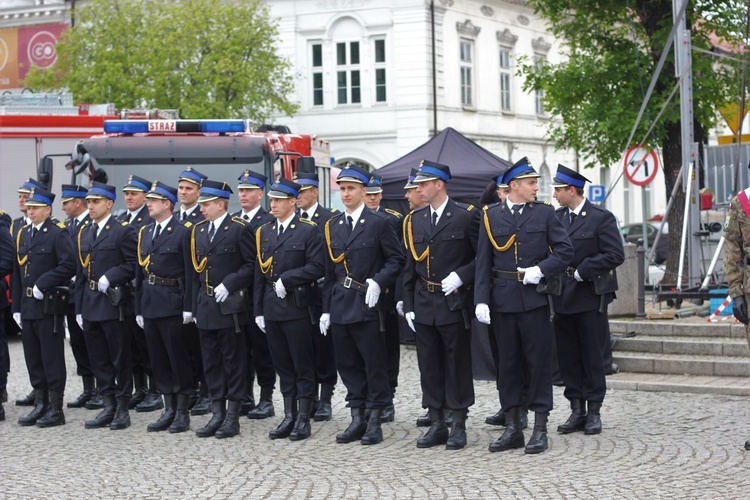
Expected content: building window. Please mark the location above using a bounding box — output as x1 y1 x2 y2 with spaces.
311 43 323 106
374 39 386 103
336 41 361 105
534 54 547 115
538 162 551 201
499 49 512 111
460 38 474 107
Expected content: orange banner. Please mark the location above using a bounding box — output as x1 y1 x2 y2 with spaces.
0 28 19 89
0 24 67 90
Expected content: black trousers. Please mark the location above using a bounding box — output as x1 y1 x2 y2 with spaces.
554 309 608 403
83 318 134 400
129 316 151 376
265 317 315 400
21 317 67 393
246 320 276 390
185 322 205 387
415 321 474 410
199 326 248 401
0 307 8 390
384 311 400 394
66 306 93 377
143 315 194 395
332 320 390 409
488 323 529 406
490 307 553 413
312 306 337 386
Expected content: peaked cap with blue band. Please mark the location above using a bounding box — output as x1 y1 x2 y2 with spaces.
146 181 178 205
414 160 451 183
268 178 302 199
18 178 44 194
198 180 233 203
61 184 88 202
26 188 56 207
86 182 117 201
237 170 267 190
178 167 207 186
502 156 540 185
293 172 319 190
336 163 372 185
366 174 383 194
122 175 152 193
550 164 591 188
403 168 420 189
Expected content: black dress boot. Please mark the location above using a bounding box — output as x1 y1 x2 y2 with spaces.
444 409 454 428
416 409 431 427
269 397 297 440
381 404 395 423
584 401 602 435
67 375 95 408
15 389 35 406
239 391 255 417
336 408 367 443
196 400 226 438
129 373 148 409
84 382 104 410
215 400 241 439
745 440 750 451
147 394 175 432
485 408 505 426
168 394 191 433
36 390 65 428
557 398 587 434
136 376 164 413
446 408 468 450
489 407 525 452
313 383 334 422
247 386 275 419
519 406 529 430
361 408 383 445
110 399 131 430
85 396 116 428
289 399 312 441
190 381 211 416
525 412 549 454
18 389 48 426
417 407 449 448
0 402 4 421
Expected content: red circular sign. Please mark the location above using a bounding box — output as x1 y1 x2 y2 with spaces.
623 146 659 187
27 31 58 69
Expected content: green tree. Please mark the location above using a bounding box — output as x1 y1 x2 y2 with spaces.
521 0 745 285
23 0 298 121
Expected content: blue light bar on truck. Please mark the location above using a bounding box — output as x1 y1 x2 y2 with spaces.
103 119 247 134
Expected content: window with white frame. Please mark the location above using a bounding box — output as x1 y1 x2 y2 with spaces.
499 48 512 111
311 43 323 106
538 162 551 201
374 38 387 103
460 38 474 107
336 41 361 105
534 54 546 115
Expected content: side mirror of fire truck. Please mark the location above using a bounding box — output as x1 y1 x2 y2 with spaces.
37 156 53 191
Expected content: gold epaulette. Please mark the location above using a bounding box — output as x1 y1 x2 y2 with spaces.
330 208 339 213
57 222 66 228
184 221 193 228
231 216 246 225
385 208 403 218
466 204 475 211
122 221 129 226
299 218 317 226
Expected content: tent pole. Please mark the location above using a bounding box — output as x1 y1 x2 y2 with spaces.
431 0 437 136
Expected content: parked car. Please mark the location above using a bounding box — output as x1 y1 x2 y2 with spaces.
620 222 668 264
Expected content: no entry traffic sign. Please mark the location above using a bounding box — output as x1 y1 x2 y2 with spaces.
624 146 659 187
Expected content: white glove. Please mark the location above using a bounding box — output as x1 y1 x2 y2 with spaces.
274 278 287 299
255 315 266 333
76 314 83 329
136 315 144 329
396 301 404 317
319 313 330 336
574 269 584 282
182 311 193 324
518 266 544 285
441 271 463 295
13 312 22 328
70 275 76 284
214 283 229 303
405 311 416 332
193 317 198 324
32 285 43 300
365 279 381 308
97 275 110 293
475 303 491 325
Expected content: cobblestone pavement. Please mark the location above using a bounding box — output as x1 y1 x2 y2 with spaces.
1 335 749 499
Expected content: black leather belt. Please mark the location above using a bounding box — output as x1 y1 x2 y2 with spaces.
336 275 367 293
492 269 523 282
25 287 34 298
147 274 181 287
419 277 442 293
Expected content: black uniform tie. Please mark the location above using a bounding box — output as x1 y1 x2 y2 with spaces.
301 211 309 220
512 204 523 219
432 211 438 228
347 215 354 235
31 227 38 239
153 224 161 241
278 223 285 236
569 211 577 225
181 211 187 221
243 214 249 221
92 222 99 241
208 223 216 241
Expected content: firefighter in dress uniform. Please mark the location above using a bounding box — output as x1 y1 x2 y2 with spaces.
254 178 325 441
0 210 13 422
319 164 404 445
474 157 573 455
12 188 76 427
135 181 194 433
188 180 256 439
